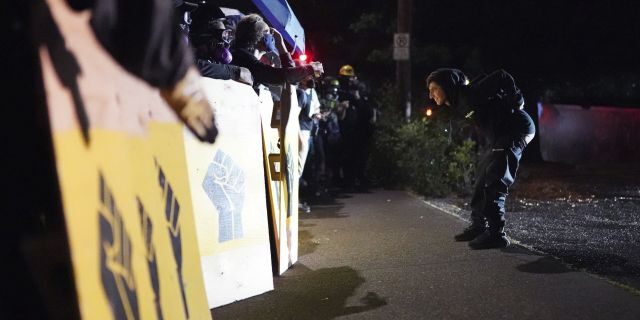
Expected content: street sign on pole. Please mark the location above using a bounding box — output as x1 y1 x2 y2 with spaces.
396 0 412 120
393 33 410 60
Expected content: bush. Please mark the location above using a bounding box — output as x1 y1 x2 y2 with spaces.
447 138 476 193
369 88 476 197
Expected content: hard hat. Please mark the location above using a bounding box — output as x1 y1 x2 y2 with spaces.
339 65 355 77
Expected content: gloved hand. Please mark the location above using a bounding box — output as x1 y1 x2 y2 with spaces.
310 61 324 78
160 66 218 143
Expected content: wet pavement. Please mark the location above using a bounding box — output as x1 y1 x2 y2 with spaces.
426 162 640 292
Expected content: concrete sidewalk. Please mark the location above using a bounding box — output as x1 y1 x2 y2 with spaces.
212 190 640 320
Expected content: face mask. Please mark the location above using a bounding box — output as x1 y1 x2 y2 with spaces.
260 33 278 54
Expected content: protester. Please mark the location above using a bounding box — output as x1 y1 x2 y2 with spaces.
297 76 322 176
296 75 322 212
337 65 371 190
230 14 323 90
352 81 375 188
426 68 536 249
319 78 344 189
84 0 218 142
188 5 252 85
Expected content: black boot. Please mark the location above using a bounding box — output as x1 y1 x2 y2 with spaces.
454 222 486 242
468 224 510 250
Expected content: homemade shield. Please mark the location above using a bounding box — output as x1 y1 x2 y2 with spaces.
184 78 274 308
37 0 210 318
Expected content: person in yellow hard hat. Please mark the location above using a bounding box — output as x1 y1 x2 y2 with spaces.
336 64 367 191
338 64 359 95
339 64 355 77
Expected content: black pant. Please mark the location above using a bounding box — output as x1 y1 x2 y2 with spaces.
470 180 508 229
469 147 521 231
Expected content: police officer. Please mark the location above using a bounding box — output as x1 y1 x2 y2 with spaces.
426 68 536 249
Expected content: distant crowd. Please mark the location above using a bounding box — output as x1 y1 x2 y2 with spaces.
174 1 378 212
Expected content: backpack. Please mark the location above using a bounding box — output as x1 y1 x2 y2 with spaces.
467 69 524 112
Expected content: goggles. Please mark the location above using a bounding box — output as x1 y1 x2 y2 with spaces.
221 29 233 43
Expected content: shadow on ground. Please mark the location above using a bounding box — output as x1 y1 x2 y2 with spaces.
500 246 573 274
298 229 319 257
300 194 348 219
515 256 575 274
211 264 387 320
544 249 640 289
430 162 640 292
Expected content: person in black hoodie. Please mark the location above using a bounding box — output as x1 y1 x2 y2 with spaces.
230 14 323 90
426 68 536 249
77 0 219 143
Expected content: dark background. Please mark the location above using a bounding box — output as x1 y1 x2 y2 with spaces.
212 0 640 107
285 0 640 108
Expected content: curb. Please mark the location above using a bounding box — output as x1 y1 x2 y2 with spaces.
413 192 640 297
420 196 539 252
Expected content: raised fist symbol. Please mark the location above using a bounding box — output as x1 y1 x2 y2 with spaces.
99 175 139 319
203 150 246 242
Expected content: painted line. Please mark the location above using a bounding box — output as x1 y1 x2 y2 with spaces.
412 192 640 296
421 199 468 222
408 190 549 253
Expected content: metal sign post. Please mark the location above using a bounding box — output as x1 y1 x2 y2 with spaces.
393 33 410 61
395 0 412 120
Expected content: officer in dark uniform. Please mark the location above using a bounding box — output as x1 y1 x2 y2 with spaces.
426 68 536 249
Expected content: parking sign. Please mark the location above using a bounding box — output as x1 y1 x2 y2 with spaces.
393 33 410 60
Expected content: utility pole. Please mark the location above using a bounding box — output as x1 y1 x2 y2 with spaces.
395 0 412 120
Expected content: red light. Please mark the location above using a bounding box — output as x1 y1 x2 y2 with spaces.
299 53 308 62
426 108 433 117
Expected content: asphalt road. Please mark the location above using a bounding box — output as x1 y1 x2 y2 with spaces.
212 190 640 320
430 162 640 291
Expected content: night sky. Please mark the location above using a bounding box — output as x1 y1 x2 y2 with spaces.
214 0 640 106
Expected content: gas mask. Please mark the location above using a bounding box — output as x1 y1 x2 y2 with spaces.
211 43 232 64
209 29 233 64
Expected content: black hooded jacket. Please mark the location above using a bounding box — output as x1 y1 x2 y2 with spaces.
230 48 314 90
428 68 533 149
427 68 536 186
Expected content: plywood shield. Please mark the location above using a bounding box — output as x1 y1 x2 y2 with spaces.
185 78 273 308
37 0 210 318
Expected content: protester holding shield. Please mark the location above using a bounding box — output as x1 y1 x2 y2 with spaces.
231 14 323 89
